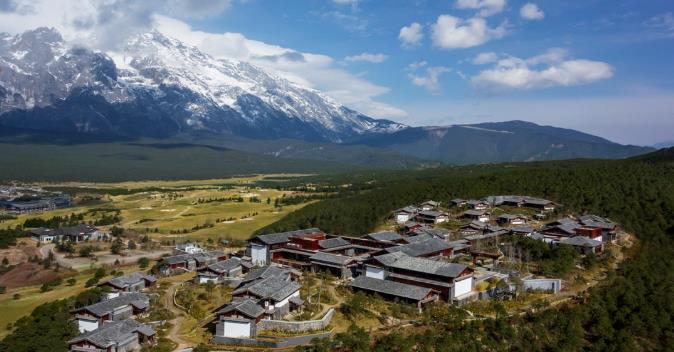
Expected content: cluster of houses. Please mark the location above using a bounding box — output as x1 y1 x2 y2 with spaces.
58 194 619 349
68 272 158 352
0 185 70 214
30 224 106 243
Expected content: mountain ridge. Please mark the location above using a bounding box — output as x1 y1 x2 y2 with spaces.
0 27 653 166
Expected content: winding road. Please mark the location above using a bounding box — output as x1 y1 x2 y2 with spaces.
165 281 191 351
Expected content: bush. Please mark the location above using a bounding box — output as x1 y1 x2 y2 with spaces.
138 257 150 269
67 278 77 286
85 278 99 288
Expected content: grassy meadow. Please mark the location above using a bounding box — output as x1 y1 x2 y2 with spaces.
2 175 314 242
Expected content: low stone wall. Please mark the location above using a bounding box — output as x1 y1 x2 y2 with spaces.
212 331 332 348
522 279 562 293
256 308 335 333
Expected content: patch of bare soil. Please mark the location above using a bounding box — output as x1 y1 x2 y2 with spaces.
0 262 59 289
0 244 40 266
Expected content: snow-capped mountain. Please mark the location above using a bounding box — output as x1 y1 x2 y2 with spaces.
0 28 404 141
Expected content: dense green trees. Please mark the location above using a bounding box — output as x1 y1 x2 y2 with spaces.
283 156 674 351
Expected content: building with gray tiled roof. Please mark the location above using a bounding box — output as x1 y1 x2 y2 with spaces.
99 272 156 293
348 276 437 307
367 252 474 302
68 319 155 352
196 257 244 284
384 237 453 258
560 236 604 255
71 293 150 333
309 252 357 279
365 231 404 243
318 237 351 249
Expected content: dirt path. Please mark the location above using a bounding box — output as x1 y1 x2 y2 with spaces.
165 281 191 351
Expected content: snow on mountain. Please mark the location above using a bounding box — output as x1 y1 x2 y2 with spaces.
0 28 405 141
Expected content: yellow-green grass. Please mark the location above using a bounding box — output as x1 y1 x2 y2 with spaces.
0 264 146 337
3 177 315 241
43 173 309 190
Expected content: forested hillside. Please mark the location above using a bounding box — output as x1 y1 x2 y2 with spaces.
260 153 674 351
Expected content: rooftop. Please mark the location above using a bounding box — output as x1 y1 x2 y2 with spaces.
375 252 469 279
206 257 242 273
103 272 156 289
366 231 403 242
560 236 603 247
318 237 351 249
349 276 433 301
73 293 149 317
68 319 155 348
386 238 453 257
253 228 322 245
310 252 354 265
216 298 265 318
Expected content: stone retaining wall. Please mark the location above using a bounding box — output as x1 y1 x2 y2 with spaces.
256 308 335 333
212 331 332 348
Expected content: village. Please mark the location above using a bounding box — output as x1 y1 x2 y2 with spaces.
0 191 631 351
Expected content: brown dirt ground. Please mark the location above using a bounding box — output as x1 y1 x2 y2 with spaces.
0 244 40 266
0 262 60 289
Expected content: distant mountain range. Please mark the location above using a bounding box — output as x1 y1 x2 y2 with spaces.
0 27 653 170
652 141 674 149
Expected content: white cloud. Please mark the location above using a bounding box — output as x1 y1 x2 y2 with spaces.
399 22 424 48
344 52 388 63
0 1 406 119
155 16 407 118
520 3 544 21
644 12 674 38
332 0 358 5
455 0 506 17
472 52 498 64
0 0 233 50
407 61 451 93
471 49 613 90
431 14 507 49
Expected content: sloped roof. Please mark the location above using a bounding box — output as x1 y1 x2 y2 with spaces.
395 206 418 214
349 276 432 301
464 209 488 216
74 293 149 317
68 319 155 348
417 210 448 218
207 257 241 273
236 275 301 302
103 272 156 289
511 226 534 233
253 228 322 245
310 252 354 265
401 233 433 244
374 252 468 278
385 238 453 257
366 231 403 242
464 230 509 241
192 250 225 263
579 215 615 230
216 298 265 318
412 227 450 239
241 265 295 283
560 236 603 248
318 237 351 249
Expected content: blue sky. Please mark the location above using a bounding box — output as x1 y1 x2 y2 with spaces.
1 0 673 145
194 0 674 145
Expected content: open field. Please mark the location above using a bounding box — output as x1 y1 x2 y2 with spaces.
2 175 316 242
